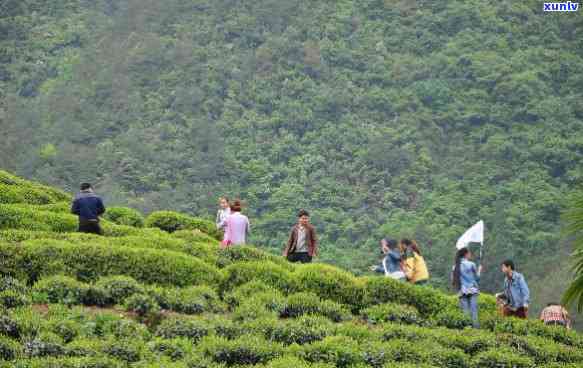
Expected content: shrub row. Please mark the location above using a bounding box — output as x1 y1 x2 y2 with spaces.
0 205 171 237
148 285 225 315
0 241 222 287
280 292 351 322
220 261 463 319
171 230 220 244
3 303 582 367
0 277 31 309
26 203 71 214
145 211 220 239
0 205 77 232
215 246 293 270
482 314 583 347
32 275 226 317
362 303 423 326
103 207 145 228
0 170 70 205
33 275 138 307
198 335 283 366
0 230 220 268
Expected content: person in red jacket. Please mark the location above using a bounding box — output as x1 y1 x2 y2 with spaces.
283 210 318 263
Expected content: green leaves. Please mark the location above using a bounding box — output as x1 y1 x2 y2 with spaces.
562 191 583 311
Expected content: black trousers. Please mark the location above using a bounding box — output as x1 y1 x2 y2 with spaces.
78 219 102 235
287 252 312 263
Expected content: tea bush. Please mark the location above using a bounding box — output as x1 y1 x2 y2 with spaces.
362 277 453 317
95 276 145 303
145 211 219 239
471 348 534 368
0 230 100 243
0 336 21 361
28 203 70 214
0 315 20 339
224 281 283 308
233 300 279 322
0 276 28 294
23 333 66 358
0 290 31 309
333 322 382 343
300 335 364 367
199 335 283 366
380 323 432 342
103 207 145 228
148 285 225 314
430 328 497 355
0 204 77 232
155 317 210 342
221 261 293 293
373 338 427 365
269 316 331 345
171 229 218 244
102 338 144 363
280 292 351 322
0 231 210 260
262 356 335 368
216 246 292 270
124 294 160 317
499 334 583 364
425 345 469 368
431 308 473 330
0 176 69 206
33 276 88 305
482 315 583 347
182 242 220 265
0 241 223 286
50 320 81 344
293 264 364 311
147 337 194 361
362 303 423 325
94 316 150 340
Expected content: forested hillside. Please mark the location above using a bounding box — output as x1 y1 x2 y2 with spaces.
1 0 583 320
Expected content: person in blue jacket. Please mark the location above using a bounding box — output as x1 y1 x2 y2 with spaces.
452 247 482 328
71 183 106 235
370 238 405 280
499 259 530 319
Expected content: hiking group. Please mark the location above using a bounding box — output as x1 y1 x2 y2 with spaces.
70 184 572 330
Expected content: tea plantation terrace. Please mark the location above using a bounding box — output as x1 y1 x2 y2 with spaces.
0 170 581 367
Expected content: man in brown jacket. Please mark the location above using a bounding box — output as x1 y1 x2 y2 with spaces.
283 210 318 263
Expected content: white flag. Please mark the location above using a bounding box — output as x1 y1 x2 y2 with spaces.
456 220 484 250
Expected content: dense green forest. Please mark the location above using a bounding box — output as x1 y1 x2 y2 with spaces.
1 0 583 322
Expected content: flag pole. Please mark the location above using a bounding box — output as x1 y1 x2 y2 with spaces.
478 223 485 266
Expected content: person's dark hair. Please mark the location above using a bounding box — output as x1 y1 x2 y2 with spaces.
401 238 421 255
452 248 470 291
298 209 310 218
385 238 398 249
80 183 92 191
547 302 560 307
502 259 515 270
230 200 242 212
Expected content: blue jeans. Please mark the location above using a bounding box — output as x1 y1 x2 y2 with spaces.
459 294 479 328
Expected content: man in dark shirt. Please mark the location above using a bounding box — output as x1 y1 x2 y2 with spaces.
71 183 106 235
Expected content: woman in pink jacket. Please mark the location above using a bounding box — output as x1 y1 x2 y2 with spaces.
222 200 250 247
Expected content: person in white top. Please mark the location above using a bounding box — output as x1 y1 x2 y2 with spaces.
216 197 231 233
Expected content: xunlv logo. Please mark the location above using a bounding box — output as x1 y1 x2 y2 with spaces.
543 2 580 11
